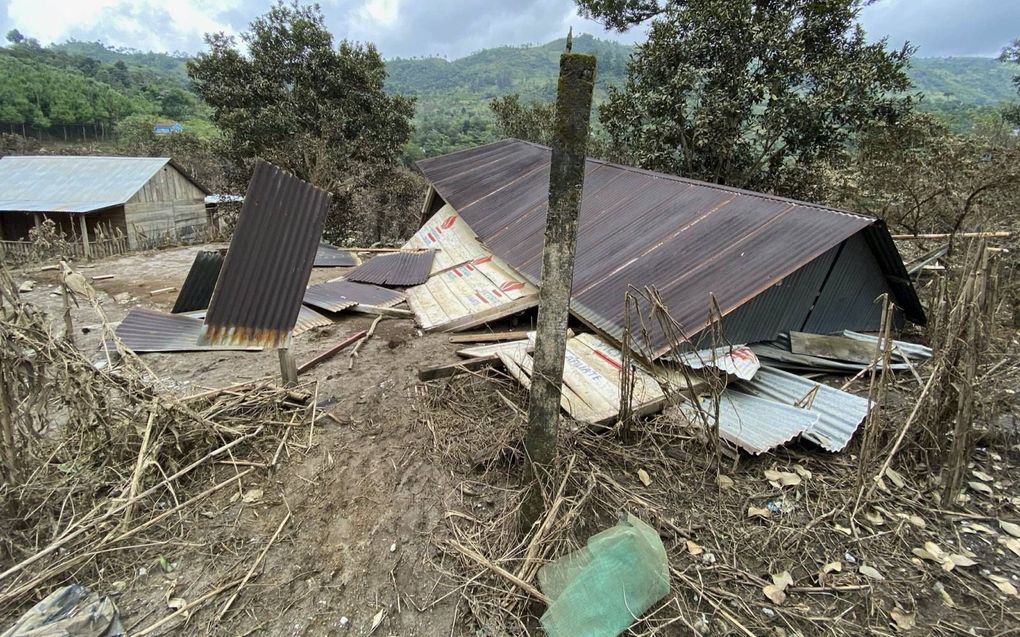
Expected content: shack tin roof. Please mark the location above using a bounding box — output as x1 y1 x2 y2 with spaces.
416 139 924 359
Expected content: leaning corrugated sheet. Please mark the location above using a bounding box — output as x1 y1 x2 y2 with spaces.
200 161 329 348
293 305 333 336
303 279 406 314
416 139 925 359
680 392 819 455
172 250 225 313
346 251 435 287
112 308 261 353
735 366 871 452
315 243 361 268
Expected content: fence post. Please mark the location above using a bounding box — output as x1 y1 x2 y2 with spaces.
78 215 91 261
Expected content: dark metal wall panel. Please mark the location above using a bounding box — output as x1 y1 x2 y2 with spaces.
314 243 360 267
862 223 926 324
416 139 919 359
113 308 261 353
803 233 897 334
346 251 435 286
172 250 224 313
201 161 330 348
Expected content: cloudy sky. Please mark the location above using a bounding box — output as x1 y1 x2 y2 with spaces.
0 0 1015 59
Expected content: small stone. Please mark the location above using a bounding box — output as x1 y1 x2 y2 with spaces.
137 567 147 577
389 542 397 553
339 616 350 628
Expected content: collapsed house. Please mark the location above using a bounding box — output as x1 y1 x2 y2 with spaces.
410 139 925 356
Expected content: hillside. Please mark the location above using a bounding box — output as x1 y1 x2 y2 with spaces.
389 36 1020 157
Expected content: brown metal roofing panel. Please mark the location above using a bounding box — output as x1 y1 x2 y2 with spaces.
345 251 435 287
112 308 261 353
418 139 519 185
293 305 333 336
303 279 406 313
314 243 361 268
171 250 225 314
457 159 551 238
200 161 329 348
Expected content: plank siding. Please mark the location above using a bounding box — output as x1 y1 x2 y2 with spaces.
123 164 208 248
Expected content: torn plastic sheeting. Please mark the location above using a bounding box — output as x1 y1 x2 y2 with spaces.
842 330 932 359
735 366 871 452
539 514 669 637
0 584 124 637
681 390 819 455
674 344 760 380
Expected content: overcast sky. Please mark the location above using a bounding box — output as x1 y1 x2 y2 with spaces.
0 0 1015 59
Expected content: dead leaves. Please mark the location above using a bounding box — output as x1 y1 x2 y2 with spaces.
1000 520 1020 538
889 608 916 632
716 474 734 490
637 468 652 487
858 565 885 581
988 574 1018 597
762 570 793 605
764 468 801 488
747 505 771 521
967 481 993 496
911 541 978 572
686 540 704 556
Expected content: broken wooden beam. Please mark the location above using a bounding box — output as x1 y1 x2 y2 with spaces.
297 330 367 375
149 286 177 296
449 330 533 344
417 356 503 381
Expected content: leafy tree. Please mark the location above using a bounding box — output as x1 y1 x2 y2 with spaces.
578 0 915 197
6 29 24 45
489 94 555 145
188 2 414 188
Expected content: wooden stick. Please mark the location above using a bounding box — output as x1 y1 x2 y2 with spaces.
351 247 431 253
217 510 292 620
348 315 383 370
297 330 367 374
135 578 245 636
449 330 533 344
891 231 1011 240
447 540 550 604
417 355 504 381
123 408 156 526
149 286 177 296
350 305 413 318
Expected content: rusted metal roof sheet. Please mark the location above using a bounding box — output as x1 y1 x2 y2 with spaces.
735 366 871 452
172 250 225 314
112 308 261 353
315 243 361 268
346 251 435 287
303 279 406 314
200 161 330 348
293 305 333 336
416 140 925 359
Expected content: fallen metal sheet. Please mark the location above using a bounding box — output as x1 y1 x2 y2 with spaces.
496 333 666 425
314 243 361 268
417 140 925 359
172 250 224 314
675 344 760 380
112 308 261 353
293 305 333 336
201 160 329 348
735 366 871 452
842 330 932 359
404 205 490 274
905 244 948 277
789 331 880 365
680 391 819 455
405 255 539 331
752 339 910 373
346 250 435 287
303 279 406 314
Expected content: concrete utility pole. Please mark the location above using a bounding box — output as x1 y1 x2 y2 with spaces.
521 45 595 529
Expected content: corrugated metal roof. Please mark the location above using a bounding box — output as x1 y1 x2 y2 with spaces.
171 250 225 314
680 391 819 455
842 330 932 359
315 243 361 268
675 345 760 381
416 139 925 359
0 155 208 213
734 366 871 452
111 308 261 353
346 251 435 286
303 279 406 313
200 161 330 348
293 305 333 335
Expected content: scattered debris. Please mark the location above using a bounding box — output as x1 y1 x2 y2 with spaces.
346 250 435 287
314 243 361 268
303 279 406 314
112 308 262 353
675 344 760 380
0 584 124 637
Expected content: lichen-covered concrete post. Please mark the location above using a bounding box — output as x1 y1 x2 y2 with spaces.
521 50 595 529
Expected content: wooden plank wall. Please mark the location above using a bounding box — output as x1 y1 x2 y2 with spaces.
123 165 208 249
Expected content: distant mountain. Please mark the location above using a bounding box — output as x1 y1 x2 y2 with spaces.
388 35 1019 158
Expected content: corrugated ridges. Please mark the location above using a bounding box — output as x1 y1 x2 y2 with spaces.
315 243 361 268
416 139 925 359
346 251 435 286
682 392 819 455
200 161 330 348
303 279 406 313
112 308 261 353
734 366 871 452
171 250 225 313
293 305 333 335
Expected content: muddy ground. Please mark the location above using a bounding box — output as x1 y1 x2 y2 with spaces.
14 245 482 635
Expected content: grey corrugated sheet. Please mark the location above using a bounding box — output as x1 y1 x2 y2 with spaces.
111 308 261 353
171 250 225 313
416 140 925 359
680 392 819 455
842 331 933 359
200 161 330 348
303 279 406 313
0 156 208 213
751 338 911 372
346 251 435 286
735 366 871 452
293 305 333 335
315 243 361 268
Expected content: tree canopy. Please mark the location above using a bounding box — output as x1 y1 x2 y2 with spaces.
579 0 916 197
